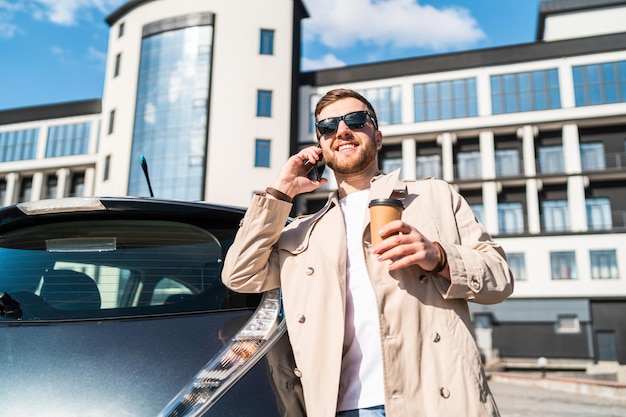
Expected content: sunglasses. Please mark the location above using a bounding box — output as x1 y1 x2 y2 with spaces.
315 110 378 136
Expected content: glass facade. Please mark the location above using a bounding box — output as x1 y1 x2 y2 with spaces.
46 122 90 157
414 78 477 122
128 21 213 200
491 69 561 114
0 128 38 162
573 60 626 106
580 142 605 171
359 86 402 125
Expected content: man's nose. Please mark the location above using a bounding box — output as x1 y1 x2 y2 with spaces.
335 119 352 136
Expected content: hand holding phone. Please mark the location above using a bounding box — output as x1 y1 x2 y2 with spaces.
304 145 323 181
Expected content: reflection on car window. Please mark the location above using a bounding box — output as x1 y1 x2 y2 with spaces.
0 219 250 321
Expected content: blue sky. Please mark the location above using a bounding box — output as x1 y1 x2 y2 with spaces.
0 0 543 110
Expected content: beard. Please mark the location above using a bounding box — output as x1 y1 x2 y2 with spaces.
324 138 379 175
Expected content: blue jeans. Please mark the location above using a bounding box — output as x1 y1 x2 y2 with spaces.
336 405 386 417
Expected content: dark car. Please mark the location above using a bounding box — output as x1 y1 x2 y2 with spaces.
0 196 305 417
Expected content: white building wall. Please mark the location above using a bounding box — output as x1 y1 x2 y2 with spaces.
543 6 626 41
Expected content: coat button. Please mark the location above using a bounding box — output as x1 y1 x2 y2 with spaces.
471 279 480 290
297 314 306 323
238 219 244 227
419 274 428 283
440 387 450 398
294 368 302 378
306 267 314 276
431 332 441 343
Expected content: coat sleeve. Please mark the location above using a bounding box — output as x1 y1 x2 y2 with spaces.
221 194 292 293
430 181 514 305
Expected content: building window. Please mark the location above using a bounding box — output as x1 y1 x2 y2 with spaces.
118 22 125 38
555 315 580 334
359 86 402 125
417 154 441 178
550 251 577 279
498 202 524 234
18 177 33 203
469 204 485 225
507 253 526 281
69 172 85 197
44 175 58 199
491 68 561 114
259 29 274 55
108 109 115 134
382 157 403 177
538 145 564 173
586 198 612 230
46 122 90 157
414 78 477 122
573 60 626 106
114 53 121 77
309 93 322 135
103 155 111 181
495 149 520 177
457 151 481 179
257 90 272 117
0 179 6 205
542 200 569 232
590 250 619 279
580 142 605 171
255 139 271 167
0 128 39 162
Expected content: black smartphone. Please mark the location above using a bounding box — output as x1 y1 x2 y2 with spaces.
306 145 324 181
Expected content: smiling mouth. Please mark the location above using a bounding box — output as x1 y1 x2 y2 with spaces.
337 143 357 152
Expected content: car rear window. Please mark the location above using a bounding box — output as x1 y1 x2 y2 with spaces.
0 219 255 321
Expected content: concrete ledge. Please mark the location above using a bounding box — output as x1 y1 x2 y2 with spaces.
489 372 626 403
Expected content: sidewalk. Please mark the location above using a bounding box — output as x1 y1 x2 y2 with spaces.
488 371 626 403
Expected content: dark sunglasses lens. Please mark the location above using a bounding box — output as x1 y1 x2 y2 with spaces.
317 119 339 135
344 111 368 129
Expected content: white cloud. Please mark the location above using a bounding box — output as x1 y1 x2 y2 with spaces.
29 0 125 26
302 53 347 71
86 45 106 62
302 0 485 51
0 21 17 38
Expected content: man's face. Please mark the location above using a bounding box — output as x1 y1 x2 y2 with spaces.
316 97 382 176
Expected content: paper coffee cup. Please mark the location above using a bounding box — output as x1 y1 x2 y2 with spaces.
368 198 404 245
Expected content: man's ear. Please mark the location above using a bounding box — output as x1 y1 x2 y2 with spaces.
375 130 383 150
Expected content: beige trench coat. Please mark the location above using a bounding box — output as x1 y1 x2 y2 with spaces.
222 171 514 417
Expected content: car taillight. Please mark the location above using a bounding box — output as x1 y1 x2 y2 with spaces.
157 289 285 417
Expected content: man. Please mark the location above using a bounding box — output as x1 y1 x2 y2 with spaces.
222 88 513 417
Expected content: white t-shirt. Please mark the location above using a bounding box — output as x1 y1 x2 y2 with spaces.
337 189 385 411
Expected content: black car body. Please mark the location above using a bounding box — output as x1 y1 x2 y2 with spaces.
0 197 305 417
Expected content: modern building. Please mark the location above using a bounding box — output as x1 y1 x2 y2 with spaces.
0 0 624 369
299 0 626 369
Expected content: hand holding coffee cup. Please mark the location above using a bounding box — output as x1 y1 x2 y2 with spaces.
368 198 404 245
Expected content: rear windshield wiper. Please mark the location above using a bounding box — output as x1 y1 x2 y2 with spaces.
0 292 23 319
